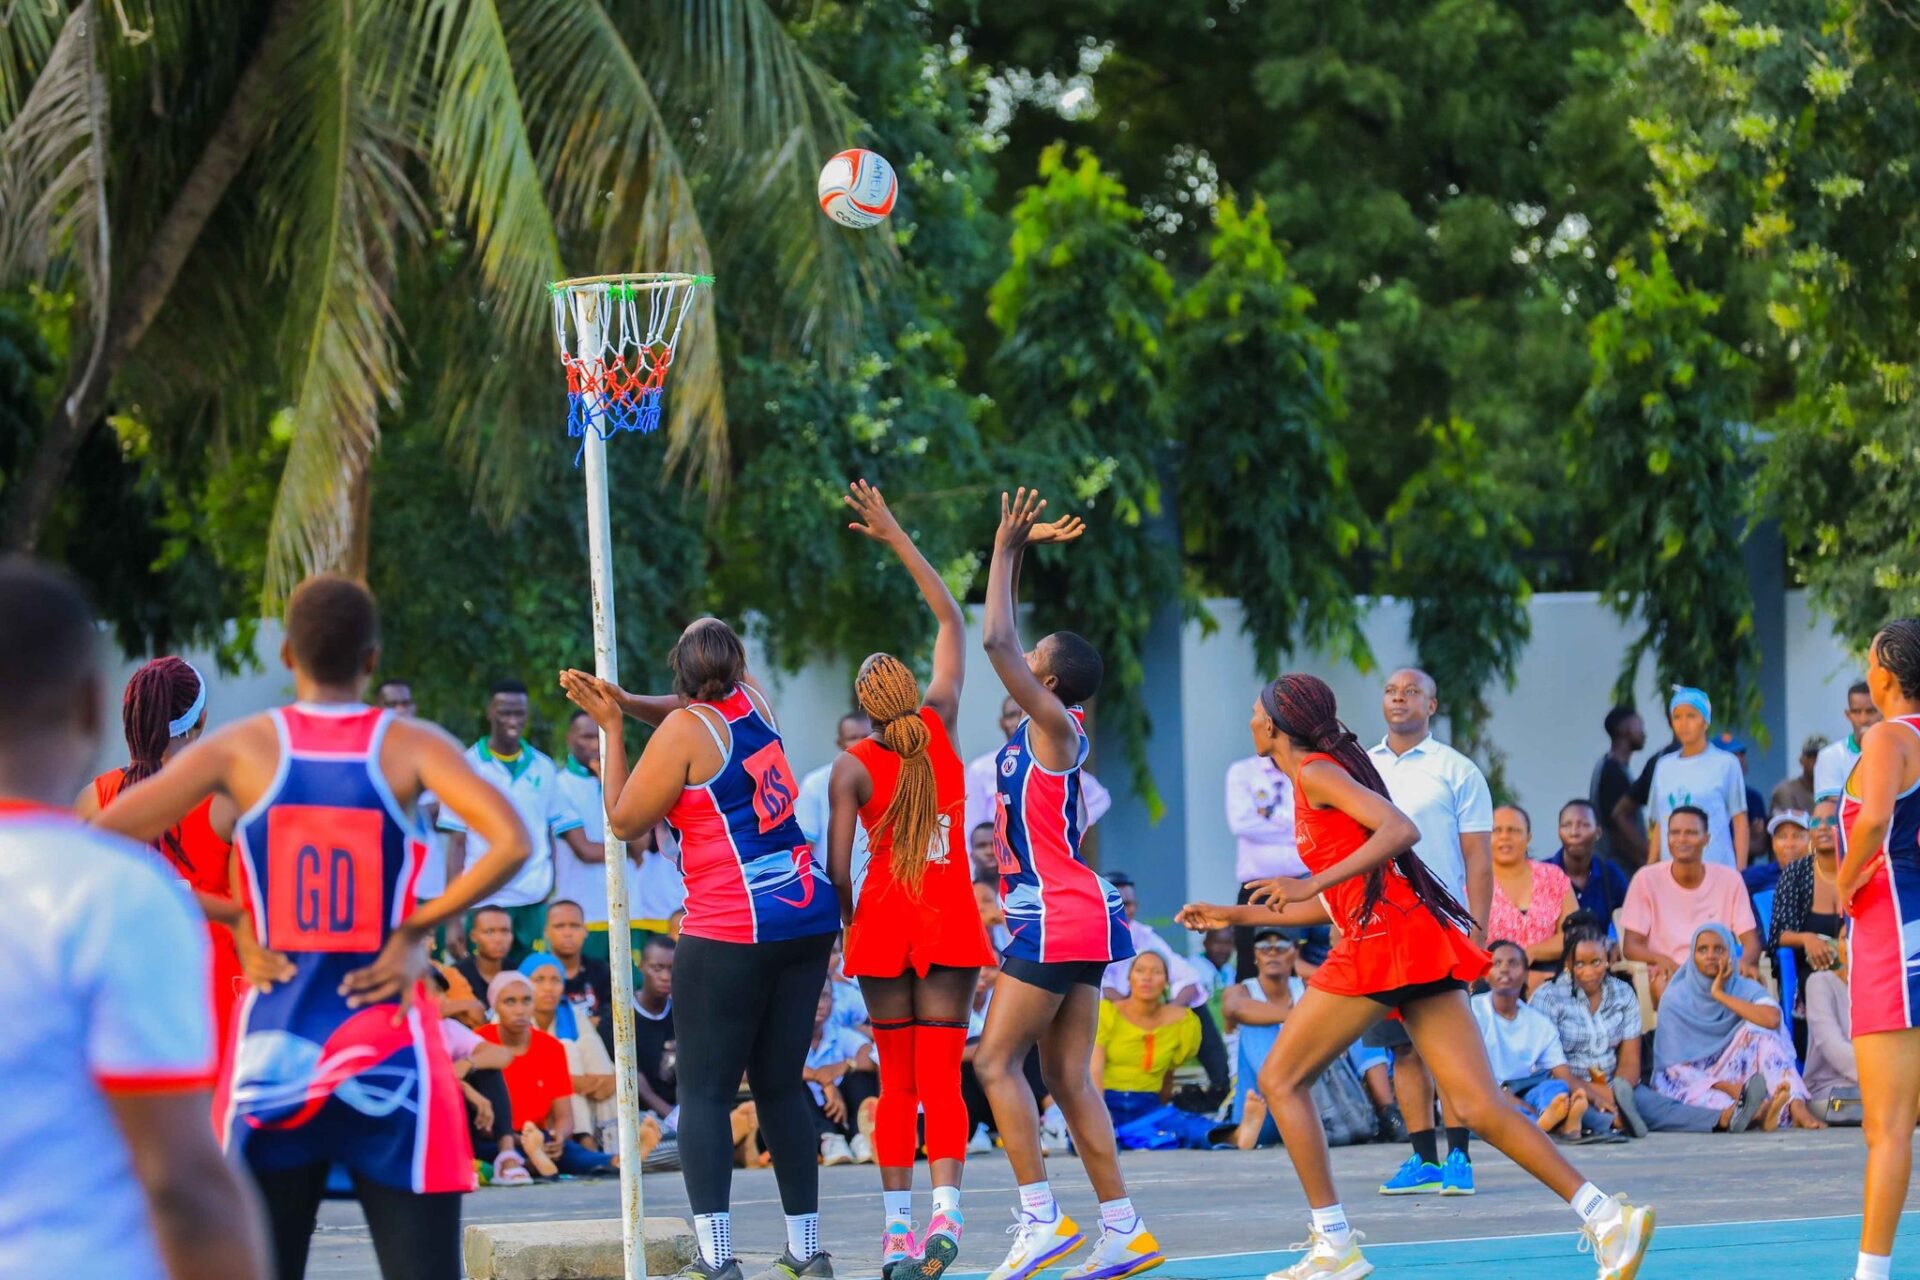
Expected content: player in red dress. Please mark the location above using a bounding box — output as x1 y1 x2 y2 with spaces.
76 657 248 1075
826 482 998 1280
1179 674 1655 1280
1836 618 1920 1280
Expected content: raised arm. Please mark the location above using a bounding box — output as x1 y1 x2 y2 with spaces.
845 479 969 727
563 670 703 842
556 671 687 728
981 487 1085 772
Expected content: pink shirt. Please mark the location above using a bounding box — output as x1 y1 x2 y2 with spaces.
1486 859 1574 949
1616 861 1757 967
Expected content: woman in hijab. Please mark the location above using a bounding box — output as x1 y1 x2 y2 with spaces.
1651 923 1822 1131
520 953 621 1152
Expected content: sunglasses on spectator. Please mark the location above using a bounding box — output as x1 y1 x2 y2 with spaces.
1808 816 1839 828
1253 939 1295 953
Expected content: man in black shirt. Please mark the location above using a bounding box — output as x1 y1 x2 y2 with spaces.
633 936 677 1120
544 899 615 1054
1591 706 1648 867
453 904 515 1000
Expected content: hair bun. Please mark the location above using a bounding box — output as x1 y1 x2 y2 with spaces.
696 676 733 702
1313 723 1355 753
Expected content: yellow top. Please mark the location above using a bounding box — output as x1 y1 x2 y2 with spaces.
1095 1000 1201 1093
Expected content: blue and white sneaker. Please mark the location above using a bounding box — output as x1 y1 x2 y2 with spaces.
1377 1154 1442 1196
1439 1150 1474 1197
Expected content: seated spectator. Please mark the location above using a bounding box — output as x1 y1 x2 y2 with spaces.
975 879 1011 952
969 822 999 884
437 980 524 1182
433 959 488 1030
1103 872 1230 1098
522 954 619 1151
804 983 879 1166
543 899 614 1053
1619 806 1760 1002
1530 915 1649 1138
824 937 870 1037
1473 940 1609 1141
1650 924 1823 1131
1222 929 1391 1150
1486 805 1578 992
454 904 515 1001
1803 941 1861 1124
477 972 621 1178
1546 799 1631 935
1094 953 1203 1131
1771 735 1823 816
632 936 678 1125
1770 802 1843 1049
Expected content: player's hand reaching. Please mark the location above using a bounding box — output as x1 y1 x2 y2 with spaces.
560 669 625 734
993 486 1049 553
339 927 431 1024
1176 902 1233 931
844 478 906 544
1029 514 1086 546
1248 875 1318 907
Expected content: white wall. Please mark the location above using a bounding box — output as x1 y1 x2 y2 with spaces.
1784 591 1869 761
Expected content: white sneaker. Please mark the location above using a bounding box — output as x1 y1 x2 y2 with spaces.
968 1124 996 1154
1060 1225 1163 1280
1580 1196 1655 1280
850 1133 875 1165
986 1209 1084 1280
1039 1104 1070 1154
1266 1229 1371 1280
820 1134 855 1166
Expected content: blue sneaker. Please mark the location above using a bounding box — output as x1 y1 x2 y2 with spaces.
1377 1153 1442 1195
1438 1149 1474 1197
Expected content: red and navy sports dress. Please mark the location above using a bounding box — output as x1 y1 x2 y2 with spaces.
1293 753 1487 1009
220 703 472 1193
1839 713 1920 1035
994 707 1132 965
667 685 839 945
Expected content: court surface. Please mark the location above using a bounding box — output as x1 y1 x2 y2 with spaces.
309 1128 1917 1277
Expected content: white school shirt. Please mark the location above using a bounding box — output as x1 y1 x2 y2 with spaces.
1367 734 1493 904
1647 745 1747 868
1812 735 1861 802
1470 991 1567 1083
411 788 448 898
0 810 214 1280
1225 754 1305 881
440 741 583 909
965 747 1112 837
796 759 868 892
552 756 616 923
630 831 688 928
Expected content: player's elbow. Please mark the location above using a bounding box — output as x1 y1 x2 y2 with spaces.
608 811 649 843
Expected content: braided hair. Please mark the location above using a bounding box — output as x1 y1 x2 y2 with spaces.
122 656 204 786
853 654 941 897
1260 672 1476 934
1875 617 1920 700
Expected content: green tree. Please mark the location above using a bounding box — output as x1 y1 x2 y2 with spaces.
1575 245 1760 725
1169 196 1367 673
1380 418 1532 791
986 145 1178 808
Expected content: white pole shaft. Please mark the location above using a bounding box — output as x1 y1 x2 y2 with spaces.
571 287 648 1280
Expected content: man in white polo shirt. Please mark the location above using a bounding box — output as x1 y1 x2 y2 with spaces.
1813 678 1881 801
1365 667 1493 1199
443 679 586 961
0 559 266 1280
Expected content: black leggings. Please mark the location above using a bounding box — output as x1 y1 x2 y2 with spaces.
465 1067 514 1157
675 930 836 1216
252 1162 461 1280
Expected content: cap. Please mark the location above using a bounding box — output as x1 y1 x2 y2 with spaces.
1768 809 1810 835
1713 731 1747 754
1801 734 1830 756
1251 926 1295 944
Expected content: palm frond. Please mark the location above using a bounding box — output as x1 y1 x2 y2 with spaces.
501 0 725 487
0 0 68 128
0 0 107 341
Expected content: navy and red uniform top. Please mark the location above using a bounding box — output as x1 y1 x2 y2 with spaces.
221 703 472 1193
667 684 838 945
1839 713 1920 1035
993 707 1132 965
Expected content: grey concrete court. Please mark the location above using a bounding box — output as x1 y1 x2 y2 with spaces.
307 1129 1903 1278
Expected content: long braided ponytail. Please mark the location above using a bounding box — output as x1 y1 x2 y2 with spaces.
854 654 941 897
122 656 206 786
1261 673 1476 934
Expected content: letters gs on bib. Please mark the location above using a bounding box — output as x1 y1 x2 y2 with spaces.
817 149 896 229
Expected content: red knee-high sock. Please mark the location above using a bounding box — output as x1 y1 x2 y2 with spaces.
871 1018 920 1168
913 1019 971 1163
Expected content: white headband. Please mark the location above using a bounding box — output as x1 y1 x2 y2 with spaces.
168 663 207 738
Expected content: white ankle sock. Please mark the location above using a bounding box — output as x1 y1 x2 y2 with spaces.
1310 1204 1352 1248
932 1185 961 1218
1571 1182 1619 1229
1855 1252 1891 1280
1099 1197 1141 1238
786 1213 819 1261
1019 1181 1057 1219
883 1190 913 1226
695 1213 731 1268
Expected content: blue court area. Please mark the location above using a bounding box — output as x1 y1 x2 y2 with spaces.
944 1215 1920 1279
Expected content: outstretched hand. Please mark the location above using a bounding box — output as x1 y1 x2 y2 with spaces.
1029 514 1086 546
560 669 624 733
1176 902 1233 931
1248 875 1317 907
993 487 1049 553
844 478 905 543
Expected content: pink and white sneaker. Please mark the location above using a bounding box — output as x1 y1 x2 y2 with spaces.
909 1211 964 1280
881 1221 919 1279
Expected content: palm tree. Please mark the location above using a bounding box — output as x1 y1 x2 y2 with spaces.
0 0 886 598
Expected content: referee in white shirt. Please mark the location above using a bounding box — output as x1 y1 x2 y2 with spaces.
1364 668 1494 1195
1223 751 1307 979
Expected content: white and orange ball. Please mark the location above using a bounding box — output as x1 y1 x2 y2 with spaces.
817 148 897 229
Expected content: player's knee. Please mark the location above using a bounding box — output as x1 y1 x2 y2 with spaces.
1256 1059 1307 1101
1444 1086 1497 1132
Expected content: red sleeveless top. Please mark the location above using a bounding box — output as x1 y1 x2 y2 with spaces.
849 707 971 904
1293 753 1488 1000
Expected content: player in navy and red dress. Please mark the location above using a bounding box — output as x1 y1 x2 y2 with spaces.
94 575 534 1280
967 489 1160 1280
825 481 998 1280
563 617 840 1280
1836 618 1920 1280
1177 674 1653 1280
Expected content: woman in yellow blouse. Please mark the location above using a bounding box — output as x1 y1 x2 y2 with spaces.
1093 952 1203 1128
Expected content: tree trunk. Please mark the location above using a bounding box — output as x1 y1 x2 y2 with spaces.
0 0 302 552
345 461 372 581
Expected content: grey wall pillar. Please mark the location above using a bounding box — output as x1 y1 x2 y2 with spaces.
1743 516 1788 793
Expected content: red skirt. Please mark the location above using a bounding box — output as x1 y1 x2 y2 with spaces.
1309 894 1489 1007
845 871 997 979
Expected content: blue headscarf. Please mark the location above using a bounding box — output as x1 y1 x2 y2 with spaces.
1651 923 1771 1072
1668 685 1712 726
518 953 578 1041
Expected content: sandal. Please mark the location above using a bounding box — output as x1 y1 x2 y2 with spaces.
493 1153 532 1186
